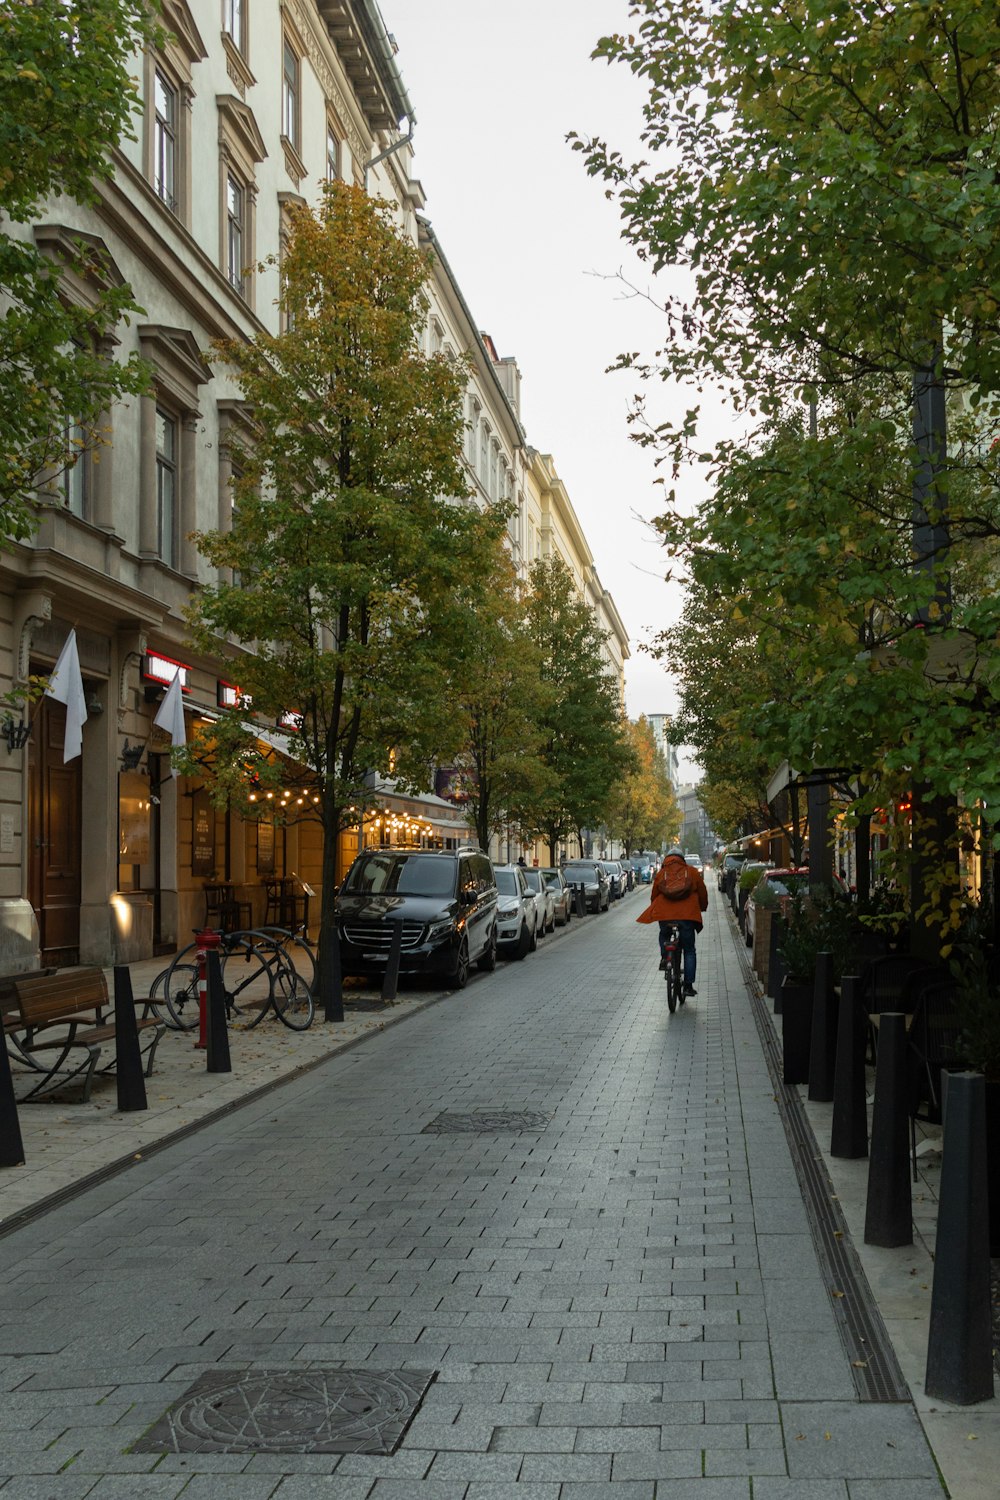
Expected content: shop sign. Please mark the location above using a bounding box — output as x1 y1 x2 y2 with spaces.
143 650 190 691
434 766 475 804
217 679 250 709
278 709 303 731
191 788 215 875
257 818 275 874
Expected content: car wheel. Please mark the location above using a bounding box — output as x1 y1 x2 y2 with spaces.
477 925 497 973
514 918 531 960
547 912 555 934
450 936 470 989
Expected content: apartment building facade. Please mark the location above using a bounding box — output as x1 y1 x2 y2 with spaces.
0 0 628 973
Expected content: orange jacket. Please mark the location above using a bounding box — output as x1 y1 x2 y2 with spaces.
636 855 709 930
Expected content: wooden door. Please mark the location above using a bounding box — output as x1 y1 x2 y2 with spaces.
28 697 82 966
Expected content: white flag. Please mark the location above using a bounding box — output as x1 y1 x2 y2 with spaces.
153 671 186 776
44 629 88 763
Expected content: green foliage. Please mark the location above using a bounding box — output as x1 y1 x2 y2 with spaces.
519 556 633 862
602 714 679 853
949 911 1000 1080
580 1 1000 945
188 182 507 989
738 864 765 894
0 0 157 540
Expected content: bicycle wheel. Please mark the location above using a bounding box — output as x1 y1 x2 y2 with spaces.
271 962 315 1029
277 932 316 997
162 945 202 1030
665 952 678 1014
220 934 276 1028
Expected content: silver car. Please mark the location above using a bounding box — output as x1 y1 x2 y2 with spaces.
522 867 555 934
540 867 573 926
493 864 538 958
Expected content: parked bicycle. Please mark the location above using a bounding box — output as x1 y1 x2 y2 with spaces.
150 926 315 1032
662 922 685 1015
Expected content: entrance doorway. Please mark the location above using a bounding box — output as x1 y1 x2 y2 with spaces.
27 696 82 967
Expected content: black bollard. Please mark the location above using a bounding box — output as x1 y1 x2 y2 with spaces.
574 883 586 918
864 1012 911 1247
0 1029 25 1168
808 952 837 1102
831 975 868 1158
205 950 232 1074
113 966 148 1112
925 1071 994 1404
323 926 344 1023
768 917 786 1012
781 975 814 1086
381 920 403 1004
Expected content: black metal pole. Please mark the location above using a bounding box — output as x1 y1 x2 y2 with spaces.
112 966 148 1112
768 916 786 1011
323 925 344 1023
205 950 232 1074
864 1012 911 1247
808 952 837 1103
0 1030 25 1168
831 975 868 1158
925 1072 994 1404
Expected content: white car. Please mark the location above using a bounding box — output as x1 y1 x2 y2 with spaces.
492 864 538 959
522 867 555 934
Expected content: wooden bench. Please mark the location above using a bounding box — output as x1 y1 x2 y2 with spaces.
4 969 165 1103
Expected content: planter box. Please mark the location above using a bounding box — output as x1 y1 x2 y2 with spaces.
755 906 774 987
782 976 814 1085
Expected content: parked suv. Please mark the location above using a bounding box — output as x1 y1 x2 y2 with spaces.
335 847 498 989
563 859 610 913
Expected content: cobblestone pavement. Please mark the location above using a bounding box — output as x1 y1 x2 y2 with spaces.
0 895 950 1497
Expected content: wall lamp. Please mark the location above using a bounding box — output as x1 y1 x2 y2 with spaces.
2 715 31 754
120 740 145 771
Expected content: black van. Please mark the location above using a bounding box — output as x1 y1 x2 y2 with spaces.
335 847 498 989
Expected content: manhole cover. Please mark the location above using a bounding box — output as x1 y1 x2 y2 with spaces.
133 1368 436 1455
422 1109 552 1133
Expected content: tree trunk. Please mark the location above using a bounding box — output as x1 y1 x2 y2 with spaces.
316 776 343 1021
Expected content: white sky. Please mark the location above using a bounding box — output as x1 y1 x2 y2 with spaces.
381 0 729 785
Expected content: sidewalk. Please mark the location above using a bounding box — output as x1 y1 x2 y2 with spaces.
0 895 994 1498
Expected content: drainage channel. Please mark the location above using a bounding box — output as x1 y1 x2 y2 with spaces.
730 908 910 1402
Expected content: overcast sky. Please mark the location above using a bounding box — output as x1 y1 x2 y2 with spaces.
381 0 732 785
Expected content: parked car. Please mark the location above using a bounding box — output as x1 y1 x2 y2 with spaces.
335 847 498 988
744 867 811 947
718 850 748 893
599 860 626 900
632 858 653 884
493 863 538 958
563 859 611 912
522 866 556 935
539 866 573 926
619 860 636 891
686 854 703 872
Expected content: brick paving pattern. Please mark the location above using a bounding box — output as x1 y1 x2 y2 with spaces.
0 895 944 1496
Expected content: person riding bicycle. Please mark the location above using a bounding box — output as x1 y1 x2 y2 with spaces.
636 846 709 996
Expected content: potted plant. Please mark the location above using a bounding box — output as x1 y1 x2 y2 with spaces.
778 891 827 1085
751 878 780 986
738 863 765 937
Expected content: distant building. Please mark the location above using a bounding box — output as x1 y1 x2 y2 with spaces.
676 784 715 860
646 714 680 788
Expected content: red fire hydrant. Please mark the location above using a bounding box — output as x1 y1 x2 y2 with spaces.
195 928 222 1050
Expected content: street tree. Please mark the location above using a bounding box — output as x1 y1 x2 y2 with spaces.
448 541 552 853
602 715 678 854
186 182 508 1006
577 0 1000 940
0 0 156 542
521 556 633 863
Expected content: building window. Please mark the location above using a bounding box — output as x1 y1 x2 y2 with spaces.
153 70 178 211
479 423 490 485
282 39 299 150
63 417 88 518
156 408 178 568
226 173 246 294
223 0 245 53
326 122 340 182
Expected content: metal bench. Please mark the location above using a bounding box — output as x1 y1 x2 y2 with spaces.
5 969 165 1102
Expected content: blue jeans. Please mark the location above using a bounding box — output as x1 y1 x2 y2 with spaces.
658 919 698 988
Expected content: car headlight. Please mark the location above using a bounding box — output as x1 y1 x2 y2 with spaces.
497 900 519 917
427 917 455 940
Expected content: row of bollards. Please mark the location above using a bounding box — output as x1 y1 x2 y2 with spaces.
790 952 994 1405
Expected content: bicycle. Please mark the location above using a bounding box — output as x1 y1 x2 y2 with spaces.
150 926 315 1032
662 923 685 1015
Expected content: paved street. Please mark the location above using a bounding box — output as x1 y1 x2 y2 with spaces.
0 894 948 1497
